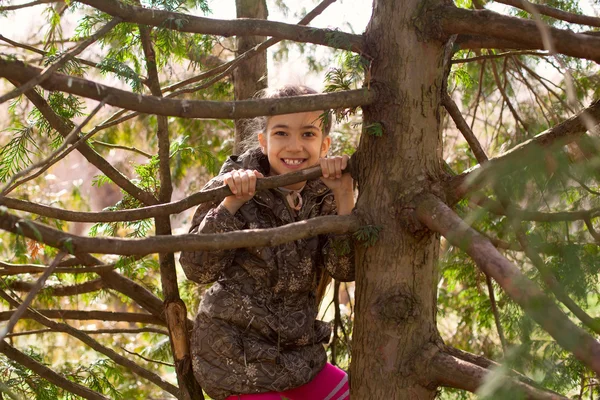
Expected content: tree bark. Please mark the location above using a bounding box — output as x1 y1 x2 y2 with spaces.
233 0 268 154
350 0 446 396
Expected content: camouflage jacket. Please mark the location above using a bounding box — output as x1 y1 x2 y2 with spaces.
179 149 355 399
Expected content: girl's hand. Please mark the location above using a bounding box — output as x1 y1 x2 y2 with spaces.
320 155 353 195
222 169 263 214
320 155 355 215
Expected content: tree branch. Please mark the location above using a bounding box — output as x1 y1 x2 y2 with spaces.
0 59 376 119
433 5 600 63
0 161 355 222
494 0 600 28
0 208 360 255
415 193 600 375
452 50 548 64
0 310 164 325
442 92 488 164
0 341 109 400
0 260 115 275
6 327 169 338
425 348 566 399
0 290 179 397
0 252 66 342
0 18 121 104
447 98 600 201
74 0 365 54
8 278 104 296
10 79 158 206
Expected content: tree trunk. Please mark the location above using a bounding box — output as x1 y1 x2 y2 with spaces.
350 0 447 397
233 0 268 154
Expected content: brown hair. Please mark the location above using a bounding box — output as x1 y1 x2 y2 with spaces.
239 85 333 153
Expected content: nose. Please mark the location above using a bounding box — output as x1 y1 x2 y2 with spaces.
287 135 302 152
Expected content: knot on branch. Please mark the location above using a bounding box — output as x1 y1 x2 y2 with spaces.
371 286 420 325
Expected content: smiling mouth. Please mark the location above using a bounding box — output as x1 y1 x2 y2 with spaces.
282 158 306 166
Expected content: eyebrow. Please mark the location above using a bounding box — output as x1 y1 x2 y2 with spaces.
271 124 320 130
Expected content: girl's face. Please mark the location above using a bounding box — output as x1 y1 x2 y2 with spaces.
258 111 331 190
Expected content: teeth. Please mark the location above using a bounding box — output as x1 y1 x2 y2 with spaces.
283 159 303 165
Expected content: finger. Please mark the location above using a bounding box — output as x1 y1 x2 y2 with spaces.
240 171 250 196
224 173 237 195
232 171 243 198
341 154 349 171
334 157 342 178
320 158 329 178
248 172 257 196
326 159 336 179
254 170 264 179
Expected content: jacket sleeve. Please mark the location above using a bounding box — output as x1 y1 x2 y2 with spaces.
320 194 356 282
179 178 246 284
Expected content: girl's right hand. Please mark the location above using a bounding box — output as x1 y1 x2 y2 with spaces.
221 169 263 214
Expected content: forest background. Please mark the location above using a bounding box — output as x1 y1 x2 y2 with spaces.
0 0 600 399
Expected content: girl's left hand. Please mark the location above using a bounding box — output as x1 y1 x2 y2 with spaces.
320 155 353 194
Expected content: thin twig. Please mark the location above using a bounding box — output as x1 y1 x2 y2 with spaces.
1 98 108 195
0 251 67 342
452 50 548 64
120 346 174 367
91 140 153 158
0 0 58 11
0 18 121 104
443 92 488 164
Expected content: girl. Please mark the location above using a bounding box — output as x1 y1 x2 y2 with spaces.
180 85 355 400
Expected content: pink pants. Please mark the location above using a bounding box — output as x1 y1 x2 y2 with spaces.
225 363 349 400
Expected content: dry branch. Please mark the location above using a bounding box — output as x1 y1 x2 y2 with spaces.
0 0 60 11
494 0 600 28
0 341 109 400
75 0 365 54
0 18 121 104
11 79 158 206
0 290 180 397
0 309 164 325
0 59 376 119
0 252 66 342
8 278 104 296
442 93 488 164
0 208 360 255
434 6 600 63
415 193 600 375
0 163 350 222
447 98 600 201
426 348 566 399
6 327 169 337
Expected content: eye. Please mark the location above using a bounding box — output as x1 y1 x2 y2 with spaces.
303 131 316 137
273 130 287 136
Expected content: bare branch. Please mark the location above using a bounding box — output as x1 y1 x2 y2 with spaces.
0 34 145 80
442 92 489 164
120 346 174 367
489 55 530 135
0 59 376 119
1 98 108 195
0 309 164 325
484 274 508 354
415 193 600 374
75 0 366 54
0 18 122 104
473 196 600 222
0 251 66 342
0 208 360 255
425 348 567 399
0 0 60 11
7 327 169 338
433 6 600 63
8 278 104 296
0 341 109 400
494 0 600 28
447 99 600 201
10 79 158 206
0 161 355 223
452 50 549 64
0 261 115 275
0 290 180 397
91 140 153 158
